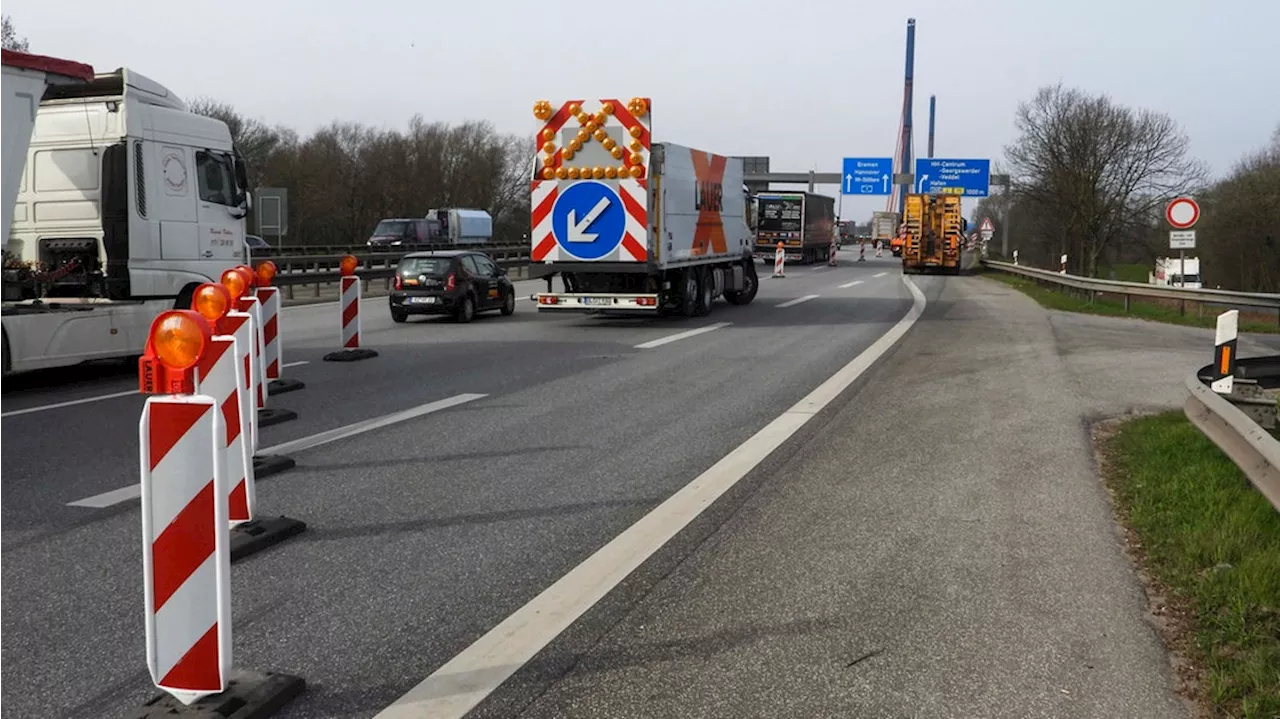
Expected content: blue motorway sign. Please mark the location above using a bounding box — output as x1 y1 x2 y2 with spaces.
913 158 991 197
551 180 626 260
841 157 894 196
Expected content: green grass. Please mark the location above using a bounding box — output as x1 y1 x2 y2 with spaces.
1104 412 1280 718
981 271 1280 334
1106 262 1153 284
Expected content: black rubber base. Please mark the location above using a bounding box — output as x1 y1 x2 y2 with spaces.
267 378 306 396
253 454 296 479
230 515 307 563
323 348 379 362
257 408 297 427
134 668 304 718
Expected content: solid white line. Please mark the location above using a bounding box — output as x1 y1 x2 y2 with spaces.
776 294 819 308
873 271 889 278
2 389 138 418
838 280 864 289
371 276 927 719
3 360 312 419
65 393 488 508
633 322 731 349
282 360 309 368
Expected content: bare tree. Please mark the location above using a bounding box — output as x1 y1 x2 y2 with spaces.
1196 125 1280 291
2 15 30 52
1004 84 1206 276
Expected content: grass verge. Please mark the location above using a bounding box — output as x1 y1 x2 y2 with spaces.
1098 411 1280 718
981 271 1280 334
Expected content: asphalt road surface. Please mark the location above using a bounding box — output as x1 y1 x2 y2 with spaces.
2 253 1270 718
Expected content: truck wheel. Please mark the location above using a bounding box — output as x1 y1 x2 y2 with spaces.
679 271 698 317
695 267 713 317
724 261 758 305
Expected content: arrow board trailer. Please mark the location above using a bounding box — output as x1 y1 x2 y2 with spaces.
2 61 251 375
752 192 836 264
529 98 758 316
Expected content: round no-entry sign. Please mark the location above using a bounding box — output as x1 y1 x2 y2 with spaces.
1165 197 1200 229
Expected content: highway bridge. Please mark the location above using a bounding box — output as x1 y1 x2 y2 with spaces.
3 246 1279 719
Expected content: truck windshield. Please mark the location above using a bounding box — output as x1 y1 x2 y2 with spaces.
757 198 802 233
373 220 410 236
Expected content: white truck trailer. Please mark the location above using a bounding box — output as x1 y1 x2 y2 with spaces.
529 97 758 316
1150 256 1201 289
2 50 251 374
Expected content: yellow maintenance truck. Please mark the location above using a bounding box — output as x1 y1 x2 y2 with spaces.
901 193 966 275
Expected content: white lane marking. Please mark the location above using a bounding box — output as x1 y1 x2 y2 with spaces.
873 272 889 278
633 322 731 349
372 276 927 719
3 360 312 419
2 390 138 418
776 294 819 308
283 360 309 368
838 280 864 289
65 393 488 508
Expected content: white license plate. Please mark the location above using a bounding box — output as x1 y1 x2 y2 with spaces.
408 296 436 305
583 297 611 306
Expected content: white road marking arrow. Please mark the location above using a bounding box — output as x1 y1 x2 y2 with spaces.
566 197 612 243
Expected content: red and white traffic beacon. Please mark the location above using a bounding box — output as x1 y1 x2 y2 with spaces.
254 261 305 396
132 307 306 718
323 254 378 362
222 266 297 431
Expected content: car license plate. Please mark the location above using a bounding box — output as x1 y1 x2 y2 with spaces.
583 297 611 306
409 296 436 305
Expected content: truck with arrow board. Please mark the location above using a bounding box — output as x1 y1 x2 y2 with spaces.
528 97 758 316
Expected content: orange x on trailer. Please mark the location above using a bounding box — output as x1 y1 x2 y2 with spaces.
529 97 759 317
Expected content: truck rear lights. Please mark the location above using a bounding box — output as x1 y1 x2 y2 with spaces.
635 296 657 306
539 295 559 305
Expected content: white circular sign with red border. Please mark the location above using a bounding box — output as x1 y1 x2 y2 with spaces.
1165 197 1199 229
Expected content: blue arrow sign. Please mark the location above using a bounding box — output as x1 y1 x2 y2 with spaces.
551 180 626 260
841 157 894 196
913 158 991 197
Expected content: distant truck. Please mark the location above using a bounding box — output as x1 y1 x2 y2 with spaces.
752 191 836 265
367 209 494 251
428 208 492 245
529 97 758 316
901 193 965 275
1150 256 1201 289
871 211 900 256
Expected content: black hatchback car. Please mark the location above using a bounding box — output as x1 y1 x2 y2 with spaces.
389 250 516 323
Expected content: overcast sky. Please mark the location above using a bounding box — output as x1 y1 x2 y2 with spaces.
6 0 1276 223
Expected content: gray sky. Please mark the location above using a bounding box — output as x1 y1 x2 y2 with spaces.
7 0 1276 223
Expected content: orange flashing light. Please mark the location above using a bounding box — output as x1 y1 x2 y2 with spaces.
255 260 278 287
192 282 233 325
220 268 248 300
340 254 359 277
138 310 213 395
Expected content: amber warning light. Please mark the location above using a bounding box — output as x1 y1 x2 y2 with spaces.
256 260 278 287
193 282 233 332
340 255 358 277
138 310 213 395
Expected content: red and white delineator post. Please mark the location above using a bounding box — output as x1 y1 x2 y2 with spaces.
254 262 284 382
875 240 883 258
1060 254 1068 274
773 242 786 278
828 237 838 267
858 240 866 262
137 310 233 705
341 275 361 349
236 294 267 412
195 299 256 527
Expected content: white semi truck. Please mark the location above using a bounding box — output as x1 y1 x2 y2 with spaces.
2 49 251 375
1149 256 1201 289
529 97 758 316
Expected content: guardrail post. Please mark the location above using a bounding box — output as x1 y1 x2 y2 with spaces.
1211 310 1238 394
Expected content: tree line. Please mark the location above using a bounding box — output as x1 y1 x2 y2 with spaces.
971 83 1278 292
188 99 531 248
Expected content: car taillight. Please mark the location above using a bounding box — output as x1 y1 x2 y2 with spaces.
394 274 403 290
445 273 456 291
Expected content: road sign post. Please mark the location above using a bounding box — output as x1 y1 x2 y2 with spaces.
913 158 991 197
1165 197 1200 290
840 157 894 196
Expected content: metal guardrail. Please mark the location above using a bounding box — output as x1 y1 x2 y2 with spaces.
1184 355 1280 512
981 260 1280 321
261 244 532 299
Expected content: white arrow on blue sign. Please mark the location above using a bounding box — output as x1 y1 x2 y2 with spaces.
551 180 627 260
913 158 991 197
841 157 894 196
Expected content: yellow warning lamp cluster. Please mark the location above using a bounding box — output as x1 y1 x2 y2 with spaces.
536 98 647 181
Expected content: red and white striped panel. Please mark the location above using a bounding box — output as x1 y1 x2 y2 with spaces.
341 276 361 348
139 395 232 705
255 287 282 380
235 296 266 410
220 312 258 453
196 335 255 526
530 97 652 264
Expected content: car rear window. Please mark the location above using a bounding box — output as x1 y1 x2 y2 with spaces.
398 257 451 275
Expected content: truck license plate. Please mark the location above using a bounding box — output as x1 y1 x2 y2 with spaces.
583 297 611 306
